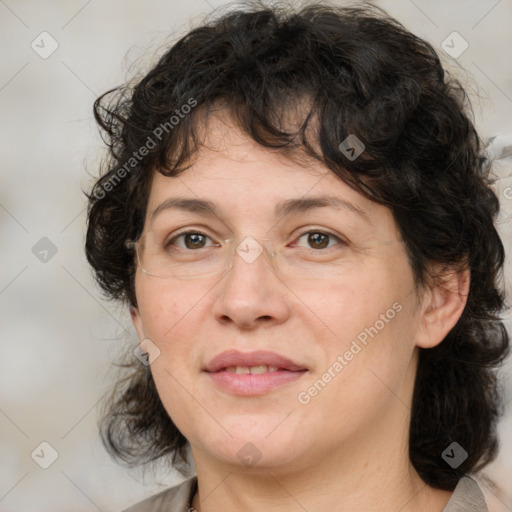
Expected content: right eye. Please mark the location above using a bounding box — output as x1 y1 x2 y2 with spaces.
165 231 217 250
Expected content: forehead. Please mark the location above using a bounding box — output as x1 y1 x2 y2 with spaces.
145 111 396 233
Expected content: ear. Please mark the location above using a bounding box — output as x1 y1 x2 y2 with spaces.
130 305 145 342
415 267 470 349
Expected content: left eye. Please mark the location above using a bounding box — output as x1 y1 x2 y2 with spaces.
295 231 343 250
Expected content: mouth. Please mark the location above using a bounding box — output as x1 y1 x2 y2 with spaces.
203 350 308 396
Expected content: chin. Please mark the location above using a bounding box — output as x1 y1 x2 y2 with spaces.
194 420 308 469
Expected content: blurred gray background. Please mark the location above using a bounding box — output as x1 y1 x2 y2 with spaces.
1 0 511 510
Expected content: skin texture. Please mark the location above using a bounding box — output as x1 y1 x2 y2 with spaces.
131 111 469 512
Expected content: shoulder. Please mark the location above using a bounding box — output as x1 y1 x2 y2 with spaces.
122 476 197 512
442 476 488 512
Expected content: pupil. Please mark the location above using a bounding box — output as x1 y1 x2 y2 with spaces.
309 232 328 249
185 233 205 249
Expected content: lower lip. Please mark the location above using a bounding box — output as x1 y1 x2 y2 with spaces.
206 369 307 396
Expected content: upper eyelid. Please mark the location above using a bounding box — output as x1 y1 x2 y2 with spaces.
168 228 345 245
168 230 227 244
295 231 348 248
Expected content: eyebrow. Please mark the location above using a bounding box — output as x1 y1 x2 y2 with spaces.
150 195 370 223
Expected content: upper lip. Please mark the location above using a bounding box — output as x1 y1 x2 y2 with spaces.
204 350 307 372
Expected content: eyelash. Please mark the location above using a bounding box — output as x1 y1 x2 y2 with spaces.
166 229 347 251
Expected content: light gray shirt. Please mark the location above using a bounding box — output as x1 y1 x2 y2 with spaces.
123 475 488 511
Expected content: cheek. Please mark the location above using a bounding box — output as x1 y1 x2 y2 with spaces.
314 260 417 374
136 284 203 428
134 282 209 394
149 361 201 443
297 272 394 342
299 304 417 437
135 276 202 343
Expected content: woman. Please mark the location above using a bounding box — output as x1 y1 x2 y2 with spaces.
85 2 509 510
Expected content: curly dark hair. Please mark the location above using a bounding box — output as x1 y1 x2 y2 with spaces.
85 1 509 490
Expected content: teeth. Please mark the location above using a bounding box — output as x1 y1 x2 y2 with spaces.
225 365 279 374
250 365 268 374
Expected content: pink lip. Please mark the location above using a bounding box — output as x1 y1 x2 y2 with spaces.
203 350 308 396
204 350 306 372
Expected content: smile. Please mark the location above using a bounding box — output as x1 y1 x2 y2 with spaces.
204 350 308 396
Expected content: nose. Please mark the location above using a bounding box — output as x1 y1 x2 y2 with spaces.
210 238 291 330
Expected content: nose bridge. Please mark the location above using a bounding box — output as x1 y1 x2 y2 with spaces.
212 235 289 328
229 235 275 271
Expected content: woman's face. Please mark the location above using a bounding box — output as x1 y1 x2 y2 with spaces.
131 112 428 474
